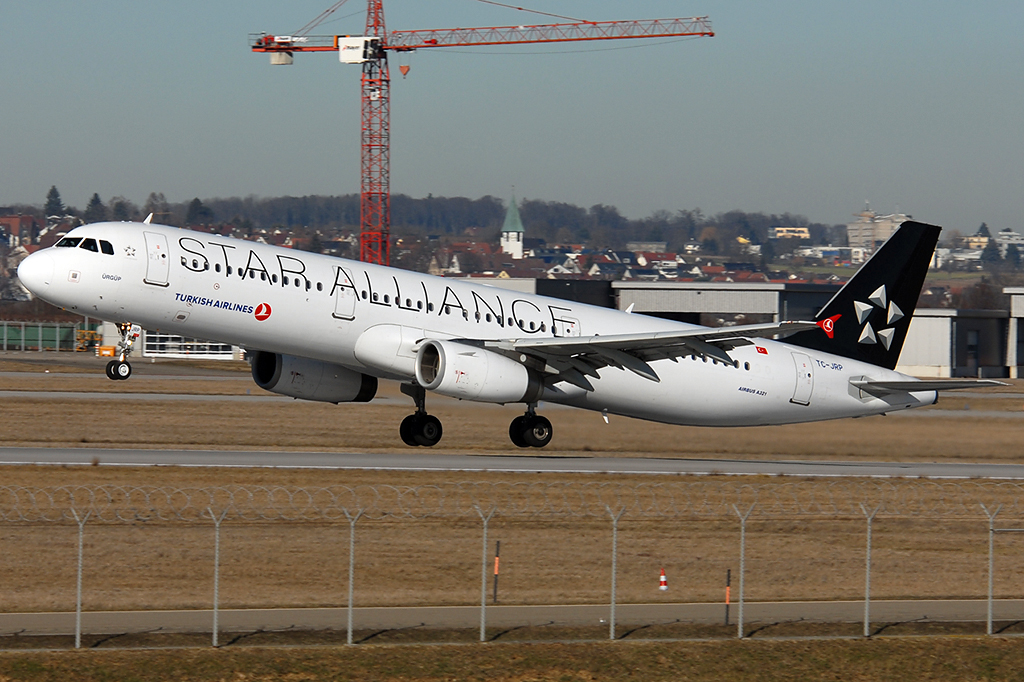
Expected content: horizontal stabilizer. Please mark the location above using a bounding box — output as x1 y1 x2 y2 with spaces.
850 378 1006 397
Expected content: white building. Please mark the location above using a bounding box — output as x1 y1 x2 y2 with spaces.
499 194 525 260
846 205 911 249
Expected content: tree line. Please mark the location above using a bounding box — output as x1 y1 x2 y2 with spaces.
11 187 846 257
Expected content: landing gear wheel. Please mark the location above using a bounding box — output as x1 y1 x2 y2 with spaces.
399 383 444 448
400 414 419 447
522 415 552 448
115 361 132 380
509 416 529 448
412 414 443 447
106 360 132 381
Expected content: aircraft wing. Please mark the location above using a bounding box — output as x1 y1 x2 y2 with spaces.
480 320 820 390
850 379 1008 397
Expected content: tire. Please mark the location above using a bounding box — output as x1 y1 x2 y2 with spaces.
509 416 529 448
522 415 552 448
105 360 118 381
400 415 419 447
413 414 443 447
114 361 132 380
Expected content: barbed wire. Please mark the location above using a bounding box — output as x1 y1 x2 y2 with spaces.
2 480 1024 524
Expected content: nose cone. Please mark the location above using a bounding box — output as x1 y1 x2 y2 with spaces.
17 252 54 295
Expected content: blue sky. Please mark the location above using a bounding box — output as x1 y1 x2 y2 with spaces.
2 1 1022 233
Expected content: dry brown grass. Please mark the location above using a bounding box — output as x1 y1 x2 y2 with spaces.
5 637 1024 681
0 496 1019 613
0 382 1023 460
1 354 1023 616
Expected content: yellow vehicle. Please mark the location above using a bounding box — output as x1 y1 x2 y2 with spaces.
76 329 101 352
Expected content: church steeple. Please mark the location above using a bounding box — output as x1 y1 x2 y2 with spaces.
500 191 525 259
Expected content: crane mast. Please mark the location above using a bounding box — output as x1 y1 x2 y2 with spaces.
251 4 714 266
361 0 390 265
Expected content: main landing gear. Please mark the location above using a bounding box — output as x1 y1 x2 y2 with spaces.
105 323 141 381
400 384 443 447
397 387 553 449
509 404 552 448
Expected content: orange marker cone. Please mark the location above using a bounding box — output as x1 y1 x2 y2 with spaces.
659 568 668 591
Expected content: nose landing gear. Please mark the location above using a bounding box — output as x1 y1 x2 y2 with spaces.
509 404 552 448
105 323 141 381
400 383 443 447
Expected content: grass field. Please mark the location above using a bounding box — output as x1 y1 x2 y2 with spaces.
2 353 1023 679
1 352 1022 460
4 637 1024 681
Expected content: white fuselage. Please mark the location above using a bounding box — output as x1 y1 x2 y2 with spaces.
18 222 935 426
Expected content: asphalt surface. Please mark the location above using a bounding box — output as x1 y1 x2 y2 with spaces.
3 446 1024 479
3 600 1023 636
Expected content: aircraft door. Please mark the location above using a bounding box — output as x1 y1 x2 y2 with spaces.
553 315 581 337
143 231 170 287
332 266 357 320
790 352 814 406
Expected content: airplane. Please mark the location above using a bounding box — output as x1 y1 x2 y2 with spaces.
16 218 1001 448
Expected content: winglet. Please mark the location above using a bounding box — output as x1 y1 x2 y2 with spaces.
143 213 153 224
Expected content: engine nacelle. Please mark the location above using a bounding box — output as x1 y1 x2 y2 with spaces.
415 339 542 404
250 351 377 403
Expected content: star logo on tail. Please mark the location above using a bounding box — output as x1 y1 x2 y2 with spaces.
853 285 903 349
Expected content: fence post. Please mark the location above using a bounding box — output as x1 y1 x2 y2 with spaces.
606 506 625 641
207 507 229 647
859 504 881 638
475 507 496 642
343 508 363 646
732 504 755 639
981 503 1002 636
70 510 91 649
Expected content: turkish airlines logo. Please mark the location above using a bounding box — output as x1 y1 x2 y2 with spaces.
756 346 768 355
254 303 272 321
817 314 841 339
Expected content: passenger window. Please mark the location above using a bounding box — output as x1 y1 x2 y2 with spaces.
100 240 114 255
79 238 99 252
272 274 278 283
55 237 82 248
215 264 222 273
282 276 288 285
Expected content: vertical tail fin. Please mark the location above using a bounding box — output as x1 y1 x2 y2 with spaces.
786 220 940 369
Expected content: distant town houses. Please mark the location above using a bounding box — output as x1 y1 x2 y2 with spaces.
3 194 1022 300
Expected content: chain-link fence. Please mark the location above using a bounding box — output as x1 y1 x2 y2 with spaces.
3 480 1024 647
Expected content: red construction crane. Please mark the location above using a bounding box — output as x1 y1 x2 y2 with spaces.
251 3 714 265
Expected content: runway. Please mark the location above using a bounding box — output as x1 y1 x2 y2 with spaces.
3 600 1022 636
2 446 1024 478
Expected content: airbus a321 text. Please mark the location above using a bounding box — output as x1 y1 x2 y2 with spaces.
16 218 1000 448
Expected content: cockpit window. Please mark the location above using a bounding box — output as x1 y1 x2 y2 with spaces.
100 240 114 255
55 237 81 248
79 238 99 252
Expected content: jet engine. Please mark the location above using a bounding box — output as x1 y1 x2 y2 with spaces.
250 351 377 403
415 339 542 404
